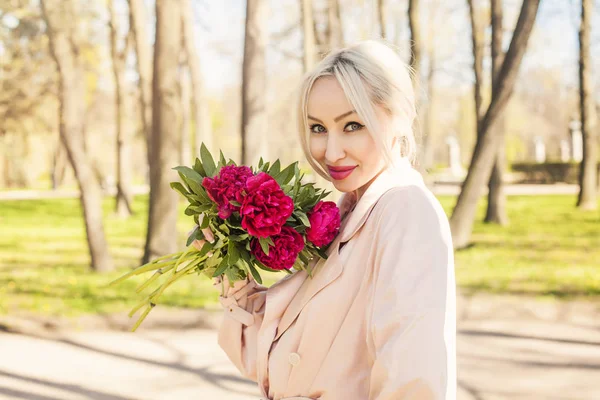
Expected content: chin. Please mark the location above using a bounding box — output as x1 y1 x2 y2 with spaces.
331 179 361 194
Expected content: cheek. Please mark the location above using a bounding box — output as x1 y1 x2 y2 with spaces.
309 136 326 161
353 134 382 167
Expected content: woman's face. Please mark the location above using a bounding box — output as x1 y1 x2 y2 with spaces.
307 76 388 199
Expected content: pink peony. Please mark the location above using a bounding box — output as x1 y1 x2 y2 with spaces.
251 226 305 270
202 165 254 219
306 201 341 247
240 172 294 238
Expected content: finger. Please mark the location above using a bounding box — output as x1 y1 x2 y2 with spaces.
192 239 206 251
202 227 215 243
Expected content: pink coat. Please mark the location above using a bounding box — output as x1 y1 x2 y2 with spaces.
217 160 456 400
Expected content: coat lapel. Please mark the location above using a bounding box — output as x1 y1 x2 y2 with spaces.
255 159 423 396
271 159 423 344
273 241 342 342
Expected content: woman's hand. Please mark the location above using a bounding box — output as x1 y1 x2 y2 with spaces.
188 215 215 251
187 215 224 288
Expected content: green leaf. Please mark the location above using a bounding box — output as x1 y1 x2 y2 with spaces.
294 211 311 227
247 262 263 284
170 182 190 197
258 157 264 169
224 265 236 283
213 255 230 277
198 241 214 258
228 241 240 265
261 161 270 173
229 200 241 207
200 143 217 177
228 234 249 242
184 206 196 216
254 259 283 273
193 157 206 177
315 248 329 260
186 226 199 247
206 251 222 268
219 150 227 167
219 223 230 235
274 162 297 186
200 215 210 229
269 159 281 177
298 250 310 265
173 166 203 185
187 204 213 214
258 237 270 255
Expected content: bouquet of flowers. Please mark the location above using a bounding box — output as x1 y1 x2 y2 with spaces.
109 144 341 331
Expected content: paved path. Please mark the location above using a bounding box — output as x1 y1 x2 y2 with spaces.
1 295 599 400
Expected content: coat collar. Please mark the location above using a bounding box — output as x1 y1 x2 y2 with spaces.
337 157 423 243
255 158 423 396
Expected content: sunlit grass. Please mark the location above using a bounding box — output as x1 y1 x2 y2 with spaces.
0 194 598 318
438 195 600 298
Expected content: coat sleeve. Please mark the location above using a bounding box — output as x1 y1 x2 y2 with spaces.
366 187 456 400
217 275 268 382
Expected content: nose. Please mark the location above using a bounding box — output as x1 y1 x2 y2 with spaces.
324 132 345 164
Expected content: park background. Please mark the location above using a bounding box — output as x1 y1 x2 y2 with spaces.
0 0 599 399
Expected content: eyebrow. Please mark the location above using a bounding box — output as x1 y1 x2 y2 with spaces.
307 110 357 124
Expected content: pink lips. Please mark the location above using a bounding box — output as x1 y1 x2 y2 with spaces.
327 165 357 180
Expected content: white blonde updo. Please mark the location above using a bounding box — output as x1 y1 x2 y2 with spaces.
297 40 417 181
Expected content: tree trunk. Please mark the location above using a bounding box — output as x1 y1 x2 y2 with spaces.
328 0 343 48
408 0 421 95
109 0 134 218
180 67 192 167
466 0 484 134
142 0 183 264
577 0 598 210
485 0 508 225
241 0 269 165
377 0 386 39
51 135 68 189
421 37 437 171
181 0 213 155
40 0 114 272
128 0 152 181
450 0 541 249
301 0 316 71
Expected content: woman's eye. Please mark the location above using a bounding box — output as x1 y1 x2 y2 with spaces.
345 122 364 132
310 124 326 134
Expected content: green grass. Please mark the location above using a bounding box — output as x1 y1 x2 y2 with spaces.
0 194 598 319
438 196 600 298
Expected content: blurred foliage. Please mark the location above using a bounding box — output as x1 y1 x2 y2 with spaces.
511 162 600 184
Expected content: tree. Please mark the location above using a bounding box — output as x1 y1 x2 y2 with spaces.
128 0 152 175
450 0 541 249
466 0 484 133
301 0 317 71
377 0 387 39
181 0 213 155
241 0 269 165
40 0 114 272
408 0 421 95
141 0 183 264
485 0 509 224
577 0 598 210
327 0 343 48
108 0 134 218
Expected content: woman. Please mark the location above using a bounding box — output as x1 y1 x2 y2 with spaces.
195 41 456 400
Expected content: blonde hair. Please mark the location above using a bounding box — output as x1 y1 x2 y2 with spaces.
297 40 417 181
